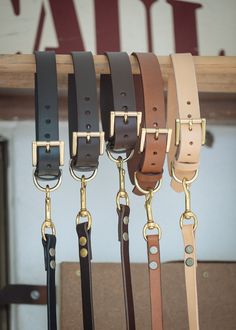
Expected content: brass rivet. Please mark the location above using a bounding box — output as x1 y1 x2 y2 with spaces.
49 248 55 257
185 245 194 254
79 236 87 246
185 258 194 267
123 216 129 225
149 261 158 270
203 271 209 279
75 270 81 277
50 260 56 269
80 248 88 258
123 232 129 241
149 246 158 255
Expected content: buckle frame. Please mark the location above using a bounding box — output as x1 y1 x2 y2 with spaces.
72 131 105 156
110 111 142 137
175 118 206 146
32 141 64 166
139 128 172 153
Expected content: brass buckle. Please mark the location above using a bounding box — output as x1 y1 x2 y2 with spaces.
175 118 206 146
139 128 172 153
32 141 64 166
72 131 105 156
110 111 142 137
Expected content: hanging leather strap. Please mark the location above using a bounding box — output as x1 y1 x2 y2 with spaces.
76 222 94 330
42 234 57 330
147 235 163 330
68 51 104 172
127 52 171 196
117 205 135 330
34 51 62 180
100 52 141 151
182 224 199 330
167 53 206 192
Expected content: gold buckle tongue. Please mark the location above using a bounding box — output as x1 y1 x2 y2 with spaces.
139 128 172 153
175 118 206 146
110 111 142 137
72 131 105 156
32 141 64 166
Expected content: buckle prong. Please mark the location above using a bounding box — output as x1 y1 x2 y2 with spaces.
175 118 206 146
110 111 142 137
72 131 105 156
139 128 172 153
32 141 64 167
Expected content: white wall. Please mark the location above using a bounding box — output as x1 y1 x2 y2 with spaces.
0 122 236 329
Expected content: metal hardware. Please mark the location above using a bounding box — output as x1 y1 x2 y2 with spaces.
69 161 97 182
143 189 162 241
76 176 92 230
80 248 88 258
106 148 134 164
179 178 198 231
33 170 62 192
185 245 194 254
134 171 162 195
32 141 64 166
72 131 105 156
149 246 158 255
171 162 198 185
175 118 206 146
116 156 129 210
149 261 158 270
41 186 56 241
110 111 142 137
139 128 172 152
79 236 87 246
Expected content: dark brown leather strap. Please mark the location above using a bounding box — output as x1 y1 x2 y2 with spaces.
147 235 163 330
68 51 103 172
76 222 94 330
100 52 140 152
118 205 135 330
127 53 170 195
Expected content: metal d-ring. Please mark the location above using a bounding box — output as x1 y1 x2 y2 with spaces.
106 148 134 164
33 170 62 192
143 222 162 241
171 161 198 185
69 160 97 182
134 171 162 195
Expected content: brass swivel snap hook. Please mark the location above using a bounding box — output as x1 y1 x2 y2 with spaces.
41 185 56 241
179 178 198 231
143 189 162 241
76 176 92 230
116 156 129 210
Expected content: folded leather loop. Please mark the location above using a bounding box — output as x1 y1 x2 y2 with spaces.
147 234 163 330
100 52 137 151
117 204 136 330
76 222 94 330
42 234 57 330
127 52 167 196
182 224 199 330
68 52 100 171
34 51 60 180
167 53 203 192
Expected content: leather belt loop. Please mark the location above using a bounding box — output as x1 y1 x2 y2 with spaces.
34 51 63 180
167 53 206 192
100 52 141 152
117 204 136 330
68 51 104 171
127 52 170 195
42 234 57 330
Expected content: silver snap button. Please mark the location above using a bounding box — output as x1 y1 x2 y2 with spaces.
185 245 194 254
123 216 129 225
149 261 158 270
49 248 55 257
50 260 56 269
185 258 194 267
30 290 40 300
149 246 158 255
123 232 129 241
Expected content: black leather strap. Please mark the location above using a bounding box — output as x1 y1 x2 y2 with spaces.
42 234 57 330
100 52 138 151
68 51 100 171
76 223 94 330
118 205 135 330
34 51 60 180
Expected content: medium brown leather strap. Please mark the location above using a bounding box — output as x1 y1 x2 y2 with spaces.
147 235 163 330
118 205 136 330
100 52 141 152
127 52 171 195
182 224 199 330
167 53 206 192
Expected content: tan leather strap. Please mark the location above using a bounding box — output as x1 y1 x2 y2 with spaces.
147 235 163 330
182 224 199 330
127 52 170 196
167 53 205 192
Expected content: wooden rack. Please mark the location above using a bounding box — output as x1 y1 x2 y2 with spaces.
0 55 235 123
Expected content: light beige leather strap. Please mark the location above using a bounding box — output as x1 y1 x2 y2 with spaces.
167 53 206 192
182 224 199 330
